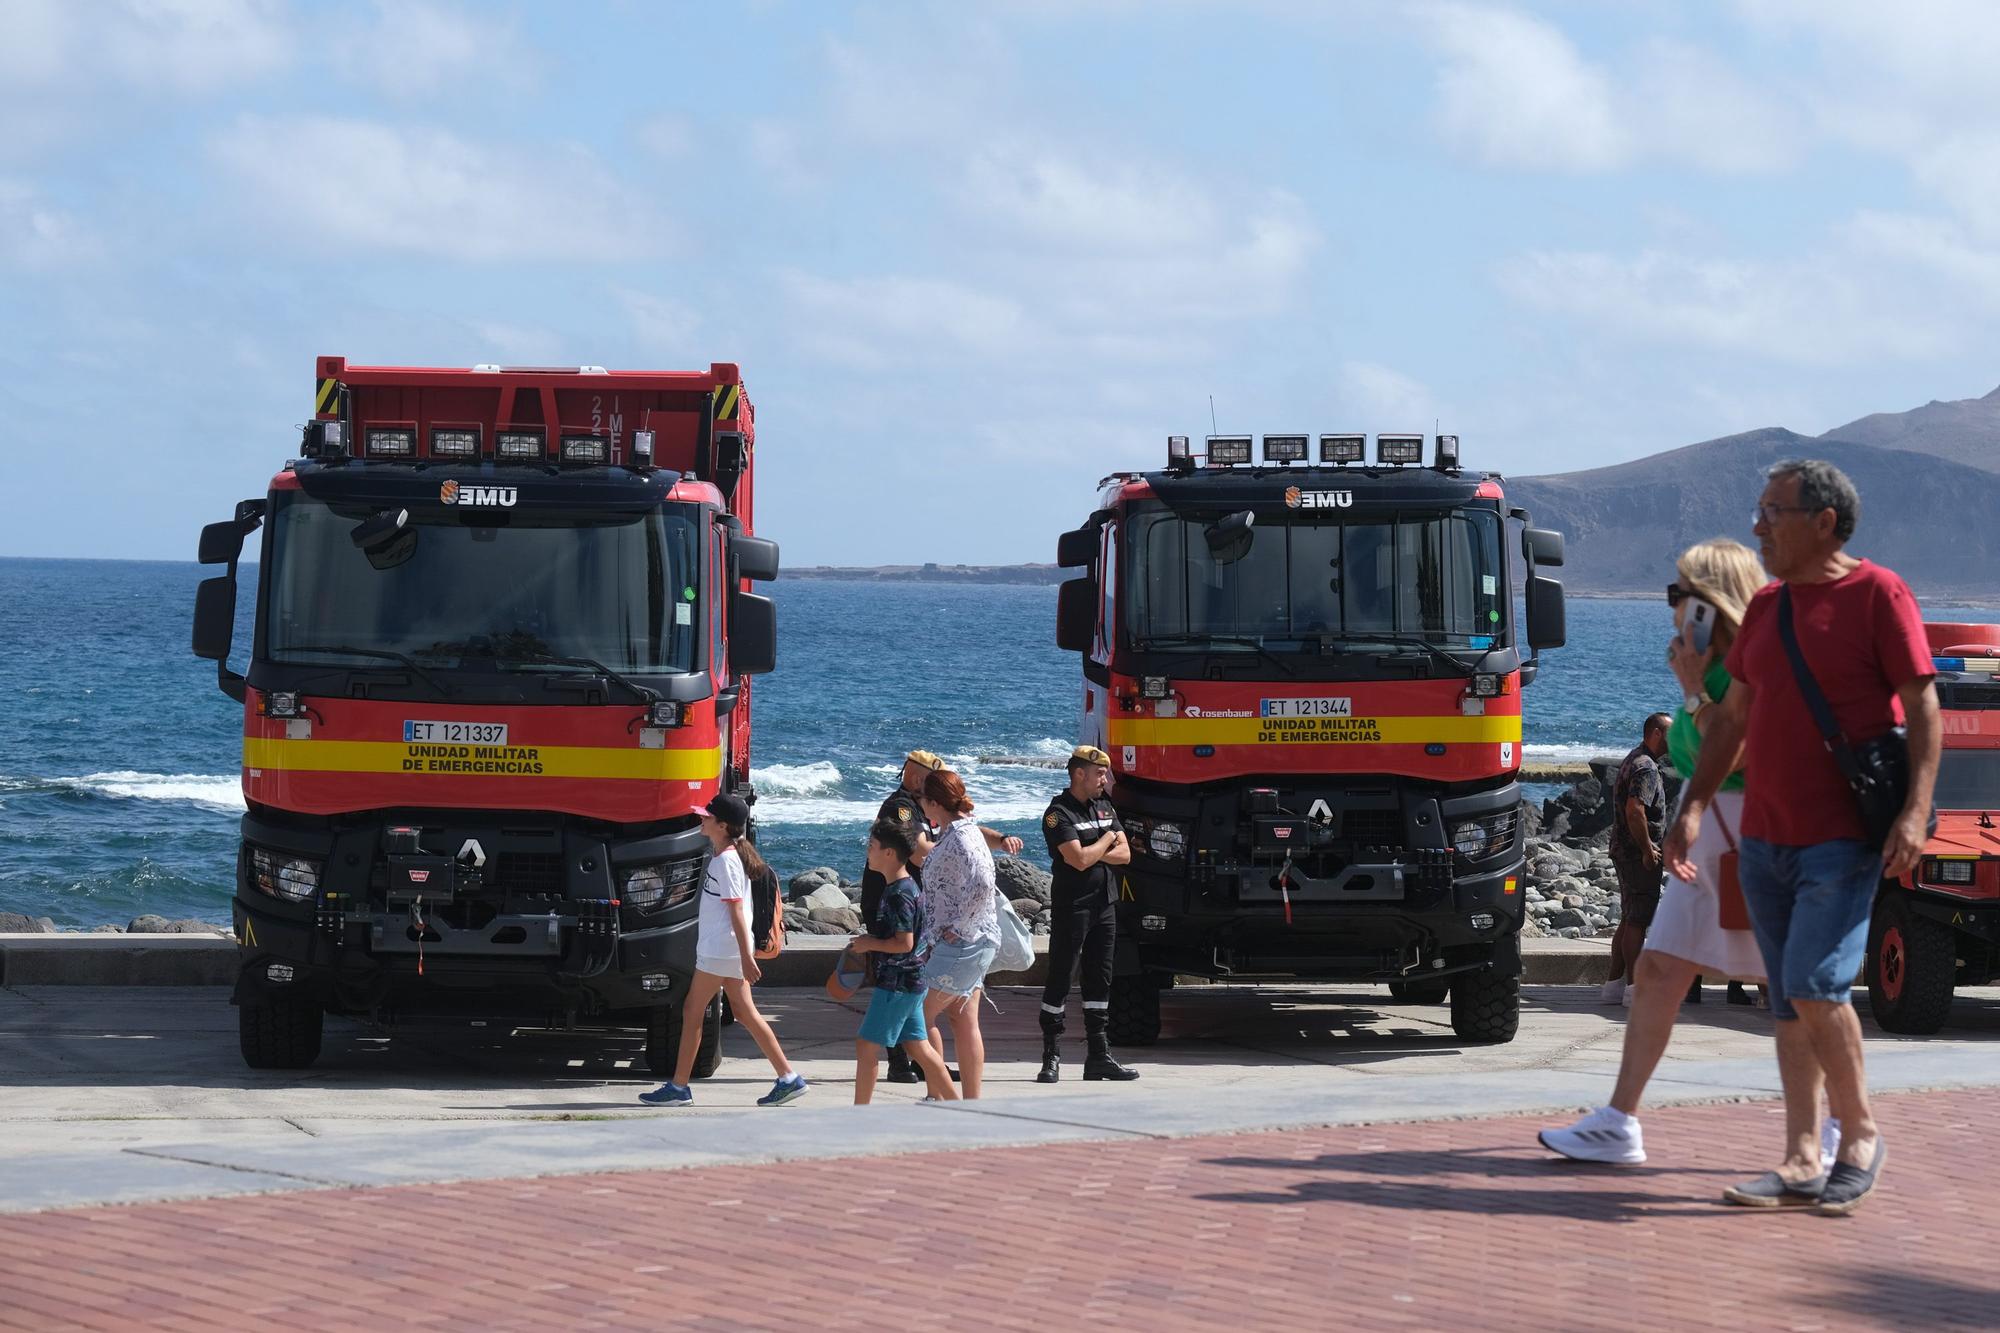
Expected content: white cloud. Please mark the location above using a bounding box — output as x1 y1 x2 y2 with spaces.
1422 3 1629 171
1628 39 1800 175
1 0 292 93
1337 362 1447 431
209 115 668 262
616 289 702 360
329 2 537 101
776 271 1029 370
0 180 98 270
634 113 696 161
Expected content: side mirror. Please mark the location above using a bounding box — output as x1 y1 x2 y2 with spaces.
1056 577 1096 653
1527 574 1567 651
351 508 417 570
192 577 237 662
732 535 780 582
728 591 777 675
1204 510 1256 565
1056 527 1098 569
199 521 246 566
1524 526 1565 568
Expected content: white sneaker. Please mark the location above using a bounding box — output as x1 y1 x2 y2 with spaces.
1600 978 1627 1005
1821 1117 1842 1171
1539 1106 1646 1164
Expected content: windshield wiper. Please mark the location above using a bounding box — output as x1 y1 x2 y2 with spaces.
1140 634 1298 678
492 651 658 705
1311 634 1478 675
274 644 459 697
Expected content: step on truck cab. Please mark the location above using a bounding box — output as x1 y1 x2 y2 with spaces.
1055 432 1566 1044
192 357 778 1073
1864 623 2000 1033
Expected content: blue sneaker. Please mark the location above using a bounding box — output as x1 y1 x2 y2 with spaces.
757 1073 808 1106
638 1081 693 1106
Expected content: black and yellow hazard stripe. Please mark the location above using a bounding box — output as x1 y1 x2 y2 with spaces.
314 376 340 417
712 383 741 422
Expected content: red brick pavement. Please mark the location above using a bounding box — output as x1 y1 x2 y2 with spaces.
1 1088 1992 1331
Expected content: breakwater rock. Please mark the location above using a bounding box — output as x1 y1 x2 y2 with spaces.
779 858 1061 938
1519 758 1683 939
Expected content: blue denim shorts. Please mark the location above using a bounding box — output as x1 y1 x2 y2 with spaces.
1737 836 1882 1021
858 987 928 1049
920 933 997 998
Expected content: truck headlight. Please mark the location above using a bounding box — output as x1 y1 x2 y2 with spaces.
1146 819 1187 860
250 847 322 902
621 853 706 911
1450 810 1517 863
1926 858 1976 885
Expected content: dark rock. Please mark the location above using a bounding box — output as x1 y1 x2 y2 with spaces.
1545 908 1587 930
89 923 126 933
807 905 863 932
789 917 847 936
0 912 53 933
1008 898 1041 920
126 916 224 934
995 857 1053 906
788 868 840 901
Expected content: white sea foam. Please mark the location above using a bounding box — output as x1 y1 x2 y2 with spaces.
1522 744 1625 766
69 771 245 812
748 760 843 796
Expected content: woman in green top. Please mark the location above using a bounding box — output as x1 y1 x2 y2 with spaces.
1540 538 1774 1166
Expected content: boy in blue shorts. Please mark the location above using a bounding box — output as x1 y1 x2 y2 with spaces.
852 819 958 1104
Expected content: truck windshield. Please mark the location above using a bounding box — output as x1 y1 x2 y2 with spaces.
262 497 700 675
1934 747 2000 812
1126 508 1505 650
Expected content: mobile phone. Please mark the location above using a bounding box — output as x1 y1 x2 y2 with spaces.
1683 596 1717 656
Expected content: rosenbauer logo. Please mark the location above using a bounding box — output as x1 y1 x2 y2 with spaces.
440 479 517 507
1284 486 1353 510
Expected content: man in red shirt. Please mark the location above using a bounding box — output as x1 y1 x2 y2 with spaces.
1665 459 1938 1217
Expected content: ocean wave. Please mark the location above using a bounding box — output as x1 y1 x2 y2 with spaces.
749 760 843 796
63 771 244 813
1522 744 1626 766
754 793 1054 827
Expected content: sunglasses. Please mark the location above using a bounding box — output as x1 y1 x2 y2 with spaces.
1665 583 1690 606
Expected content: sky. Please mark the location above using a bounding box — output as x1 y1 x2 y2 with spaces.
3 0 2000 566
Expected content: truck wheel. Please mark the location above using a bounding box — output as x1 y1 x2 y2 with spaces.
1867 893 1956 1035
1449 970 1520 1044
645 996 725 1079
1108 974 1162 1047
239 994 324 1070
1389 979 1451 1004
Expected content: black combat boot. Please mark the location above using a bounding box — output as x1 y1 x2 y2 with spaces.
1036 1010 1064 1084
885 1045 922 1084
1083 1020 1139 1082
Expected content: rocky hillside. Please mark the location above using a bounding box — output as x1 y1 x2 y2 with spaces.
1508 428 2000 598
1819 383 2000 472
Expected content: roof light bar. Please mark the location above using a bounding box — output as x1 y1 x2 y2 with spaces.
559 434 609 465
1206 435 1252 466
495 427 546 461
1167 434 1192 468
366 425 416 458
1435 433 1461 470
1377 433 1424 465
1262 434 1308 464
430 425 480 459
1320 434 1365 464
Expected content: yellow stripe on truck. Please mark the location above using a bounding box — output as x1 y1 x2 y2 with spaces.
1107 714 1523 746
314 377 339 416
244 737 723 781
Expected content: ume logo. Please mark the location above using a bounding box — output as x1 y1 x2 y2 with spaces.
1284 487 1354 510
440 480 517 507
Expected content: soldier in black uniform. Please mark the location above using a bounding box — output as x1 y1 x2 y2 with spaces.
1037 745 1139 1083
862 749 1025 1083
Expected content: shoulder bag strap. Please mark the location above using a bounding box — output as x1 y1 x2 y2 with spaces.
1776 585 1865 785
1711 797 1738 852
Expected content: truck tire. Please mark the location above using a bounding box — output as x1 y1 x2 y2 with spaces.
1107 973 1162 1047
1867 892 1956 1035
239 994 324 1070
1449 970 1520 1044
645 996 724 1079
1389 979 1451 1004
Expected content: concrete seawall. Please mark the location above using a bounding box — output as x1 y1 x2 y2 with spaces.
0 933 1613 988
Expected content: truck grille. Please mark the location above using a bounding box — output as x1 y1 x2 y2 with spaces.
497 852 564 896
1340 809 1405 848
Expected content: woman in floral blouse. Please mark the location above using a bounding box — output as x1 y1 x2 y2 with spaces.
916 767 1000 1098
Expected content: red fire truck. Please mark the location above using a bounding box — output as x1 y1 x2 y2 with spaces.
1055 432 1566 1043
192 357 778 1072
1865 622 2000 1033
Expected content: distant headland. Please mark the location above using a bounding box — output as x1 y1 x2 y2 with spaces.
782 563 1066 585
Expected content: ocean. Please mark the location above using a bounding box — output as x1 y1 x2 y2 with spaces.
1 558 1982 928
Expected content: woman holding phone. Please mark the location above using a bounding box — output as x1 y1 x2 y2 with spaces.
1541 538 1784 1165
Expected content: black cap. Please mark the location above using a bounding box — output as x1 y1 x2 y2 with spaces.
695 792 751 828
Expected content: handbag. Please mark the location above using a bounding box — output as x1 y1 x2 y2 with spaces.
1776 586 1935 850
1711 802 1752 932
987 887 1035 976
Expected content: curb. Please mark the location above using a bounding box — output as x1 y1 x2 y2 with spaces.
0 933 1613 988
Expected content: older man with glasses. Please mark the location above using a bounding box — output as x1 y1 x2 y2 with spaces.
1665 459 1938 1216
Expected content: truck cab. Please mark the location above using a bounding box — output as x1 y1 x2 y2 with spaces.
192 358 778 1073
1055 432 1566 1043
1864 622 2000 1033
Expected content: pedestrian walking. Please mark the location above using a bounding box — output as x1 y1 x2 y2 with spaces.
1036 745 1139 1083
1542 539 1790 1166
861 749 1023 1084
639 793 808 1108
851 819 958 1104
1665 460 1938 1215
915 768 999 1099
1601 712 1672 1005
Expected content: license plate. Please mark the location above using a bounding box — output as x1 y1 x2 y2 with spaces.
403 719 509 745
1261 697 1352 718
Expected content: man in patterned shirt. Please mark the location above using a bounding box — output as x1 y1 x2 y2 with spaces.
1604 713 1672 1004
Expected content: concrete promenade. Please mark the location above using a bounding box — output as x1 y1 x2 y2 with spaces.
2 981 1995 1328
